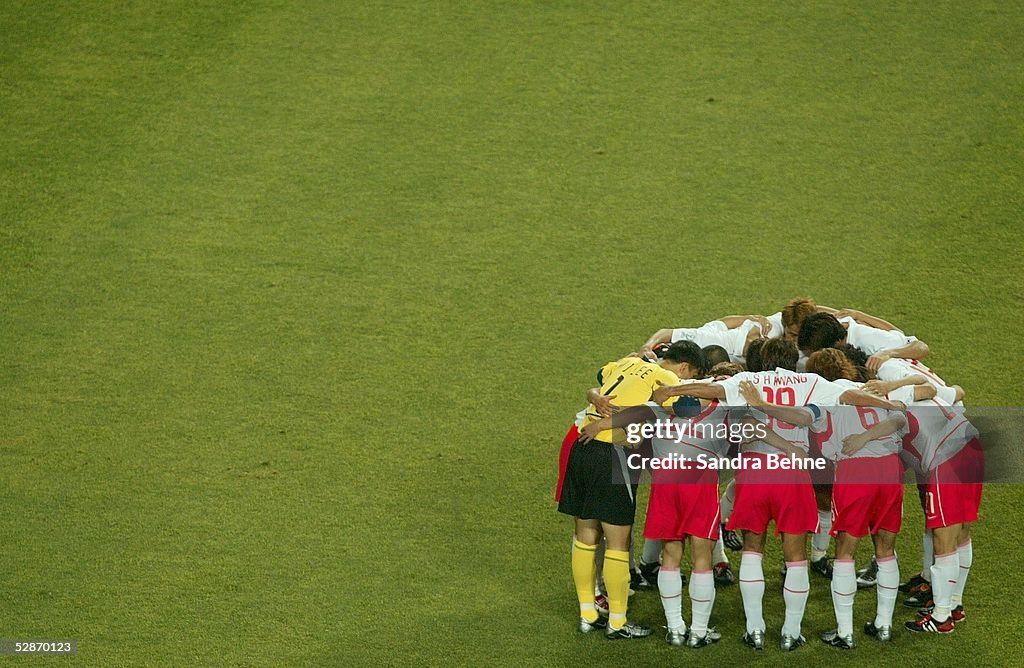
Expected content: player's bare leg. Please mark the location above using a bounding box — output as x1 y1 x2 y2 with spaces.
780 532 810 651
572 518 604 631
687 536 721 648
738 530 767 649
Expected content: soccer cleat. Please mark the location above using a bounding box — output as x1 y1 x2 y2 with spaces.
722 525 743 551
951 606 966 624
638 560 660 590
713 561 736 586
687 627 721 648
864 621 892 642
905 613 954 634
594 593 609 615
606 622 653 640
665 627 687 646
856 560 878 589
578 616 608 634
741 630 765 650
820 629 855 649
629 568 642 595
903 583 932 608
810 557 834 579
899 574 928 594
780 634 806 651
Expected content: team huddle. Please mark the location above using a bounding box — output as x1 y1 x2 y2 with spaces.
555 298 982 651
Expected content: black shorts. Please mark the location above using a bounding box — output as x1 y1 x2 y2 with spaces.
557 438 638 526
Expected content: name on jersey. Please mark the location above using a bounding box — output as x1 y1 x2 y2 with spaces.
624 418 766 445
750 374 808 385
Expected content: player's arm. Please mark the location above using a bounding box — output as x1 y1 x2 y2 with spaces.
838 388 906 411
578 405 658 444
867 339 930 373
738 380 817 426
863 374 929 396
842 413 907 456
835 308 901 332
652 381 725 404
718 315 770 332
639 328 674 361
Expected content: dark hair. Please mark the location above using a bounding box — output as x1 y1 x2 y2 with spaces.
660 340 707 372
835 343 869 382
744 337 769 372
798 312 846 353
759 338 800 371
701 344 730 369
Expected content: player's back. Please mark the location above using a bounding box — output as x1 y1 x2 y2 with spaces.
817 381 902 461
902 399 976 473
721 369 844 408
582 357 678 441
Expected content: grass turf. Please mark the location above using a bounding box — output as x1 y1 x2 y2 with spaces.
2 1 1023 665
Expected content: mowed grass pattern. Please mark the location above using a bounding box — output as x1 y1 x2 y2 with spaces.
2 2 1023 665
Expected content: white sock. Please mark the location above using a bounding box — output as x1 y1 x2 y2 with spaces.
830 560 856 636
641 539 663 566
739 551 766 633
720 480 736 522
658 567 686 632
875 555 899 628
712 537 726 565
921 530 934 581
930 551 959 622
811 510 832 561
689 570 716 636
951 540 973 607
782 561 810 638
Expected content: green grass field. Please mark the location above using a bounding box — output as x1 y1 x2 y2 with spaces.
3 1 1023 665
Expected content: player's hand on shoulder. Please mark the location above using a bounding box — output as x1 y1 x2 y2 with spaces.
863 379 891 396
866 352 891 373
842 432 868 456
739 380 764 406
579 420 604 443
591 394 617 418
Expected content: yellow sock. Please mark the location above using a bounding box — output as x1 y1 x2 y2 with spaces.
571 540 599 622
604 549 631 630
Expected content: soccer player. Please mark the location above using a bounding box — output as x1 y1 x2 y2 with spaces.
639 316 768 365
900 400 982 635
798 312 929 373
764 297 834 343
800 353 910 648
558 341 706 639
652 338 905 651
581 396 729 649
864 356 964 601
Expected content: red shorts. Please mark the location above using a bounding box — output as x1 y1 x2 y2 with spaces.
831 455 904 538
924 438 984 529
725 453 819 536
554 424 579 502
644 467 720 540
